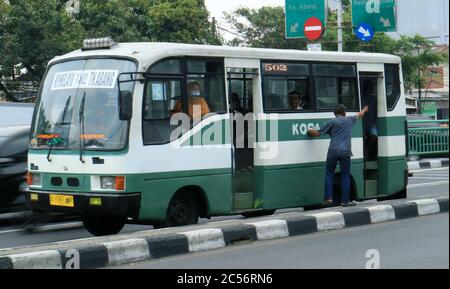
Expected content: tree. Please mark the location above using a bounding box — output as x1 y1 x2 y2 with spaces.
0 0 85 100
148 0 221 44
224 6 307 49
76 0 154 42
0 0 221 100
392 35 447 112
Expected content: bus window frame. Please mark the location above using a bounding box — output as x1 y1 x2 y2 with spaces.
142 56 227 146
261 60 360 114
384 63 402 112
29 55 138 152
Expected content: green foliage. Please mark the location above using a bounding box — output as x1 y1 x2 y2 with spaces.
148 0 221 44
224 7 307 49
393 35 447 92
0 0 85 79
76 0 154 42
0 0 221 100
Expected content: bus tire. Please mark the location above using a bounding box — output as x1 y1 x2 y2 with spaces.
158 194 199 228
241 210 276 218
82 215 125 236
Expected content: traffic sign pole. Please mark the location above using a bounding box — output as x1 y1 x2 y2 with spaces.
337 0 343 51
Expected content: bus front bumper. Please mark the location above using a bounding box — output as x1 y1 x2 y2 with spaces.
25 191 141 218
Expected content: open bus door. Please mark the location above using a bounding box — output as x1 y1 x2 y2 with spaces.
225 59 261 212
359 72 383 198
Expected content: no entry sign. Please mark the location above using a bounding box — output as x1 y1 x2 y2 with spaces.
304 17 323 41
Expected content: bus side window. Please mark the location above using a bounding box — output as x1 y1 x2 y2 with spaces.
186 59 226 116
385 64 401 111
262 62 311 112
313 63 359 111
143 79 181 144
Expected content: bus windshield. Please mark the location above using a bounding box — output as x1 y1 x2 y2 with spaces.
30 58 136 151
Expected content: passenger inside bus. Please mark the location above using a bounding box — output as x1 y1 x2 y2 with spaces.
362 79 378 160
230 92 248 115
172 81 210 118
288 90 304 111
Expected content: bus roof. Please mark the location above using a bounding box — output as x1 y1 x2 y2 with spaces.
50 42 402 70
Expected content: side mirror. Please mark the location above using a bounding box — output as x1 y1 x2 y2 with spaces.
119 90 132 121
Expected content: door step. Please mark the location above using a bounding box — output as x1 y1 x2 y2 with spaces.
233 192 254 210
365 161 378 170
365 180 378 196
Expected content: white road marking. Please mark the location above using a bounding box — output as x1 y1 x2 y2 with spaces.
410 168 448 173
410 176 449 180
413 174 449 177
408 180 449 188
0 228 25 235
0 222 83 235
410 193 448 199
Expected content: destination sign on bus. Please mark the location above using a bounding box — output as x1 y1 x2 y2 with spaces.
51 70 118 90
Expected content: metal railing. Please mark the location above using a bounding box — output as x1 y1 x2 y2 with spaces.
407 119 449 156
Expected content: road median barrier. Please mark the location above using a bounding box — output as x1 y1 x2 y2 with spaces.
408 158 449 171
0 197 448 269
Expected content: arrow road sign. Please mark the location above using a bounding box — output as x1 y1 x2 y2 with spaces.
285 0 327 39
352 0 396 33
356 23 374 42
379 17 391 27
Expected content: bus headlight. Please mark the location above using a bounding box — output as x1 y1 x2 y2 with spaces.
100 176 115 190
27 172 42 187
100 176 125 190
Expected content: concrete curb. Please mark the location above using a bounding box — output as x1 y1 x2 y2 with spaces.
408 158 449 171
0 197 448 269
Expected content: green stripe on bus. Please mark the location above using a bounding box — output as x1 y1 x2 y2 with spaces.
378 116 406 137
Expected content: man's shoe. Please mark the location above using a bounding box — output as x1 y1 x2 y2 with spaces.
322 198 334 207
342 201 357 207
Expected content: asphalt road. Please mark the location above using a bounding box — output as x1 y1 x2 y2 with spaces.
115 213 449 269
0 167 448 250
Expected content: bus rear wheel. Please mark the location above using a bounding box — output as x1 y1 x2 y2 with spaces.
82 215 126 236
156 194 199 228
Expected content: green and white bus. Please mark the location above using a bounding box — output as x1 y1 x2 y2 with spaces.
26 39 408 236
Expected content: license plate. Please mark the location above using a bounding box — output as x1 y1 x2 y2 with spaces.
49 194 74 207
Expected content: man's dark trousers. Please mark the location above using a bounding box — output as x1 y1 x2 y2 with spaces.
325 156 351 204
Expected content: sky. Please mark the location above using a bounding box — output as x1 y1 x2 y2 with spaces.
204 0 285 39
205 0 284 20
204 0 338 40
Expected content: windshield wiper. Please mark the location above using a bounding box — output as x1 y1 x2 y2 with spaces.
79 92 86 163
47 95 71 162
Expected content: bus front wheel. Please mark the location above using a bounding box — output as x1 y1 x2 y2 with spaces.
156 194 199 228
82 215 126 236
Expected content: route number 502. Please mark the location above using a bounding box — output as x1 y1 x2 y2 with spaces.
264 63 288 72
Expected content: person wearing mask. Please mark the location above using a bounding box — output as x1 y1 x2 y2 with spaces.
172 81 210 118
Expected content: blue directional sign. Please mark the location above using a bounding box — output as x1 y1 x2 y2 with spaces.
356 23 375 42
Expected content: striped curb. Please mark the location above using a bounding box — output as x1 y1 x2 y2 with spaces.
408 158 449 171
0 197 448 269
